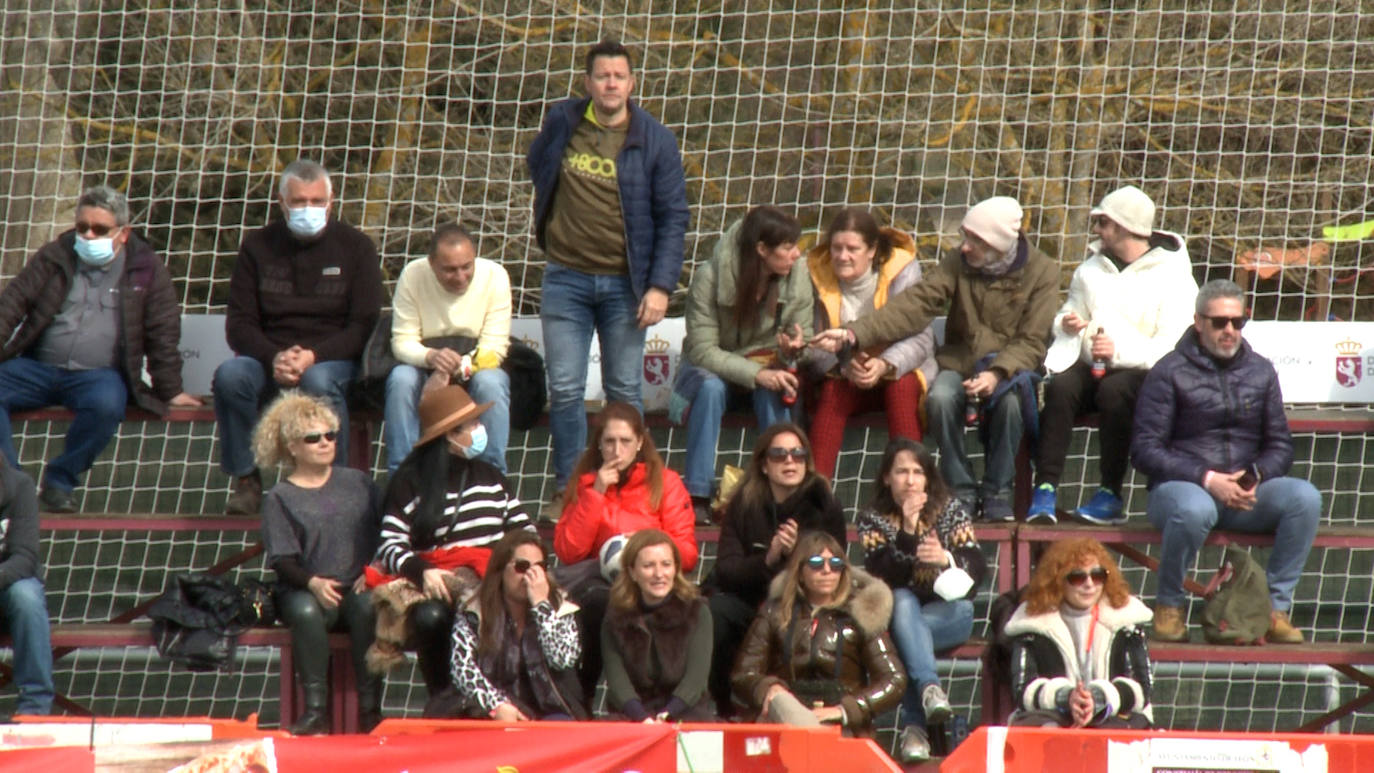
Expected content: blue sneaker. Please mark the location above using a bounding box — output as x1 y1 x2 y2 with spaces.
1026 483 1057 524
1076 488 1126 524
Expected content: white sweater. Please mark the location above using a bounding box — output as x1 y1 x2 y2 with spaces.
389 256 512 369
1045 231 1197 373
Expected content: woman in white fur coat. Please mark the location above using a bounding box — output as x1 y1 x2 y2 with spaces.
1006 537 1154 728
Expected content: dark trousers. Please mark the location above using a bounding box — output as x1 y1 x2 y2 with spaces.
1036 362 1146 492
707 591 760 716
409 599 456 693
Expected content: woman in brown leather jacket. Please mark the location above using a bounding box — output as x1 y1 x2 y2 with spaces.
730 530 906 735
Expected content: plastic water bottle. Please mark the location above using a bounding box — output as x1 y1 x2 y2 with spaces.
1091 327 1106 379
781 363 798 406
964 396 981 426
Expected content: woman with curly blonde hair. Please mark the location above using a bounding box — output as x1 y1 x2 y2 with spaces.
1005 537 1153 728
253 393 383 734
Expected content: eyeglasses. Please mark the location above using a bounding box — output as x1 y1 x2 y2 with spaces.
75 221 118 237
804 555 845 572
1201 315 1248 331
300 431 337 445
1065 568 1109 587
512 558 547 574
766 447 808 462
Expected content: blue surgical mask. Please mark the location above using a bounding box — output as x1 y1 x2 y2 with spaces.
74 235 116 267
459 424 489 460
286 206 328 238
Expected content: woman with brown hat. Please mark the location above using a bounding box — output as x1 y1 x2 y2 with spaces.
374 384 534 707
253 393 383 735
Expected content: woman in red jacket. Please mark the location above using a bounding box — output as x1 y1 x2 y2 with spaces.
552 401 696 694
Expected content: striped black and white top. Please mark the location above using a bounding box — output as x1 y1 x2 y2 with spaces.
378 458 534 586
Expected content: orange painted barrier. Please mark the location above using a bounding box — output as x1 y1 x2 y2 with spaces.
943 726 1374 772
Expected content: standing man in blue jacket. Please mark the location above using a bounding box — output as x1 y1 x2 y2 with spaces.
1131 279 1320 644
527 39 689 505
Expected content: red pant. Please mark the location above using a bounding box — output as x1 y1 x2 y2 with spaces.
809 372 924 479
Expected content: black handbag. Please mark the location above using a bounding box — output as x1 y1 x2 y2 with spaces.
146 574 255 672
238 577 279 627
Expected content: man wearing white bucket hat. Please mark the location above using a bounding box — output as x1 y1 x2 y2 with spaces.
1030 186 1197 525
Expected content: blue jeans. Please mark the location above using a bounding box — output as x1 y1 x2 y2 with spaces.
926 369 1021 500
1147 478 1321 610
384 364 511 473
0 577 55 715
540 262 645 489
889 588 974 728
683 373 793 498
0 357 127 491
213 356 357 476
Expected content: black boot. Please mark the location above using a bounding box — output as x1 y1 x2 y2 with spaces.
291 683 330 735
357 673 384 733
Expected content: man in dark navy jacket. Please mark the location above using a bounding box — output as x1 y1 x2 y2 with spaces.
1131 279 1320 644
527 39 689 504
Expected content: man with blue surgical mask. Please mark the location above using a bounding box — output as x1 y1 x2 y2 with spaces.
214 159 384 514
0 185 200 512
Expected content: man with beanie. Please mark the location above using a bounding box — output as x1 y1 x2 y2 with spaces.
0 185 200 513
0 457 54 715
1029 186 1197 525
214 160 384 514
813 196 1059 521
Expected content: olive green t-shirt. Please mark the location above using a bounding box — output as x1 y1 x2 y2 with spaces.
544 105 629 274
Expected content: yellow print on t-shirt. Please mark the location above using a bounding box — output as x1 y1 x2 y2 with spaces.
564 151 617 180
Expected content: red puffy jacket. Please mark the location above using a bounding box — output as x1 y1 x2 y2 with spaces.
554 462 698 571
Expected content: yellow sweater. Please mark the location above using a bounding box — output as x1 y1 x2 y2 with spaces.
389 257 512 370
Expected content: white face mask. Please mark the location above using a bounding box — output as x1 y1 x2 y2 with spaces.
74 235 117 266
447 424 488 460
286 206 328 237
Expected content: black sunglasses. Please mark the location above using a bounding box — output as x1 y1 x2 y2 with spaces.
804 555 845 572
75 221 118 237
1201 314 1248 331
512 558 547 574
1065 568 1109 587
300 431 337 445
766 446 808 462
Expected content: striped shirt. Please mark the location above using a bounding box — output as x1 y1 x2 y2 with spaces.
378 459 533 585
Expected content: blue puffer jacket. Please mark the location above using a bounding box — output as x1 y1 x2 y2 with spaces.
527 97 689 300
1131 328 1293 489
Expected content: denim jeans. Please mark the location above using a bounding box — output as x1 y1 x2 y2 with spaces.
213 356 357 476
889 588 974 728
0 577 55 715
0 356 127 491
540 262 645 489
683 373 793 498
384 364 511 473
1147 478 1321 610
926 369 1021 500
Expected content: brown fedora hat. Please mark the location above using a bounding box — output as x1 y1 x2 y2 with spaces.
414 384 492 448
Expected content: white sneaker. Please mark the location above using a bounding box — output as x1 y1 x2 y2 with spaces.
922 683 953 723
898 725 931 763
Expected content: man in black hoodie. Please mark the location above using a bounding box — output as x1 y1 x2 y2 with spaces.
0 457 53 715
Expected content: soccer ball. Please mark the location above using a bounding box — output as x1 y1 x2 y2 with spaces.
599 533 630 583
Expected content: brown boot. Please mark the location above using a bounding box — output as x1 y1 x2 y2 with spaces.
226 470 262 515
1267 609 1305 644
1151 605 1187 642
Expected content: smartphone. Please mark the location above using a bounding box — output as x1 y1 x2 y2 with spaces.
1237 467 1257 490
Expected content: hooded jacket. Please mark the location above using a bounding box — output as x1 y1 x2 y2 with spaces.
846 236 1060 379
683 218 815 389
1044 230 1197 374
711 475 847 608
0 231 184 414
554 462 697 571
1005 595 1154 725
732 567 906 734
1131 328 1293 489
807 228 937 385
528 97 689 301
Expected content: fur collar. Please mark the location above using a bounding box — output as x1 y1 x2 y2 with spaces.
1004 595 1152 639
765 566 893 636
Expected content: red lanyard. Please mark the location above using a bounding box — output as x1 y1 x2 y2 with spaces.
1079 604 1101 681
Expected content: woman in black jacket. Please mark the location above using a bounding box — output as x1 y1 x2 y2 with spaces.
1005 537 1153 728
706 423 846 715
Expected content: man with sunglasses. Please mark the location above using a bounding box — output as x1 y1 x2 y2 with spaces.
0 186 200 512
1132 279 1321 644
214 160 384 514
1031 186 1197 525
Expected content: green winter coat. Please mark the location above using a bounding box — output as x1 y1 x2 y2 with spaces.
683 220 815 389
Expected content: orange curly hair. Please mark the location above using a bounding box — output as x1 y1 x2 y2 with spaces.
1022 537 1131 615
